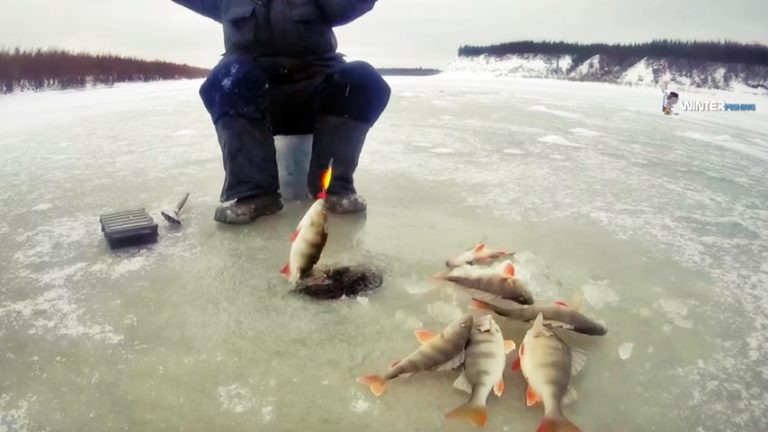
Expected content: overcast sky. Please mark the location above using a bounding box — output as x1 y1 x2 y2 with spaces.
1 0 767 68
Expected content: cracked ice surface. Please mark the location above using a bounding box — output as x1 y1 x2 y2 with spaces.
1 77 767 431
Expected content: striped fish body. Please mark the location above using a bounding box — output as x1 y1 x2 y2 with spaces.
463 317 507 405
519 314 582 431
446 243 511 268
285 199 327 283
521 327 572 414
357 315 473 396
386 315 473 379
443 262 533 305
445 315 507 427
474 298 608 336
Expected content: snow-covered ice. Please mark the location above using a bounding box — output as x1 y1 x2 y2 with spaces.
538 134 585 148
1 76 767 431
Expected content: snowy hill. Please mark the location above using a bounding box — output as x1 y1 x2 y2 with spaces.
450 54 768 93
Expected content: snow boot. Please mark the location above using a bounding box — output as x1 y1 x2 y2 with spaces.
214 194 283 224
213 116 282 224
308 116 370 214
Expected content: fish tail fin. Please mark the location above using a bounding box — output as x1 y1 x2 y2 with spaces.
537 415 581 432
356 375 387 396
432 271 448 280
445 403 488 427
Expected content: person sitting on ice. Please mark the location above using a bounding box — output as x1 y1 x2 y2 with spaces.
662 91 679 116
173 0 390 224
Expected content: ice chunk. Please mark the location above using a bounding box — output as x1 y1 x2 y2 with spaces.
394 310 423 330
503 149 525 155
619 342 634 360
582 280 619 309
430 147 455 154
659 298 689 316
658 298 694 328
356 296 370 306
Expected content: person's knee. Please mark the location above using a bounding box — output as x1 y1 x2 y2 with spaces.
199 56 270 124
318 61 391 125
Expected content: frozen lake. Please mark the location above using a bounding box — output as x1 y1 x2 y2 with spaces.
1 76 767 431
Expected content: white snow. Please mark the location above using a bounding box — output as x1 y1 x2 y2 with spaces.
429 147 455 154
538 135 584 148
678 131 768 162
218 384 256 413
569 127 603 137
571 55 602 78
528 105 582 119
351 397 371 413
172 129 197 136
619 58 656 86
31 203 52 211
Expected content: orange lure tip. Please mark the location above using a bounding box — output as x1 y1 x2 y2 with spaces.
317 159 334 199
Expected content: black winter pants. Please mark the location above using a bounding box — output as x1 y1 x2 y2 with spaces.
199 55 390 201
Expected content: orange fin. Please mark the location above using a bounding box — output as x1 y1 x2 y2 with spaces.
414 330 436 344
445 404 488 427
511 355 521 371
474 243 487 252
290 228 301 242
554 300 569 308
356 375 386 396
504 340 516 354
537 416 582 432
526 386 542 407
504 262 516 277
469 298 491 311
280 263 291 279
493 379 505 397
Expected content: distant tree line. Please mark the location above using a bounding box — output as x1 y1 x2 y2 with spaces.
0 48 210 94
458 40 768 66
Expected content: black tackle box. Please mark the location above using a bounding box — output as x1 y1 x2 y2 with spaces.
100 209 158 249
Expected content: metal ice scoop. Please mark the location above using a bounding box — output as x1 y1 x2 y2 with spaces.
161 192 189 225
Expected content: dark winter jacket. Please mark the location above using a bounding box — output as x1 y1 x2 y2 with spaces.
172 0 376 58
